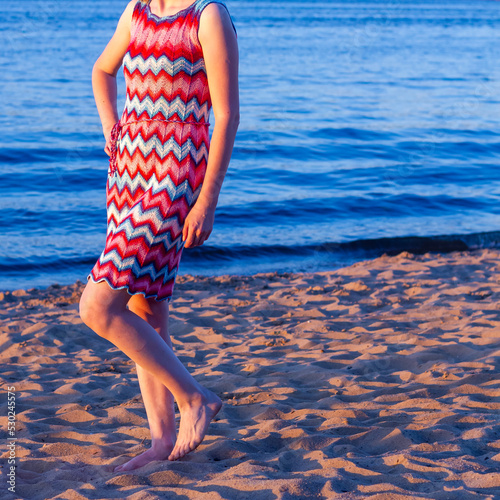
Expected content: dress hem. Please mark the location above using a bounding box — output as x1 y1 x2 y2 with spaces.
86 273 172 303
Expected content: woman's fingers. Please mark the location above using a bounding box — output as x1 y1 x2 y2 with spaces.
195 230 206 247
104 135 114 157
182 207 214 248
182 222 195 248
182 220 190 246
183 224 207 248
189 229 202 248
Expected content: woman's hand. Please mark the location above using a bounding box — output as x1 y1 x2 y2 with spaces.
182 202 216 248
103 124 116 157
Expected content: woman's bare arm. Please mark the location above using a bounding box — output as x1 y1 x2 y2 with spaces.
182 3 240 248
92 0 135 155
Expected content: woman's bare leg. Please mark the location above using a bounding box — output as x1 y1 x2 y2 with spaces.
79 279 222 467
113 294 177 472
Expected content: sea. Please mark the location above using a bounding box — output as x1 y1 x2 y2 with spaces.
1 0 500 291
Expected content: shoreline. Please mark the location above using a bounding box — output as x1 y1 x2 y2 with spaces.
2 228 500 294
1 248 500 498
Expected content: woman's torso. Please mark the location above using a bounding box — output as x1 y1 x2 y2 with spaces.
121 0 213 126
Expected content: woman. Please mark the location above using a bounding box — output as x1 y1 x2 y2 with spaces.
79 0 239 472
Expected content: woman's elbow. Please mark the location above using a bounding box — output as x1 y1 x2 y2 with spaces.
92 61 104 79
215 110 240 129
93 59 118 79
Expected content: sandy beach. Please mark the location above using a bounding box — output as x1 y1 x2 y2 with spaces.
1 248 500 499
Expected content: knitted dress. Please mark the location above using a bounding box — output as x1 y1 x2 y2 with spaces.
88 0 236 302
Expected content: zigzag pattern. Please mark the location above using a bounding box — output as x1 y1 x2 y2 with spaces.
123 94 210 122
103 211 187 259
88 0 234 301
123 53 207 77
118 130 209 163
124 72 209 103
107 170 195 205
105 175 201 230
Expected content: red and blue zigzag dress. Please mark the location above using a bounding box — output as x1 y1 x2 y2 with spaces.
88 0 236 302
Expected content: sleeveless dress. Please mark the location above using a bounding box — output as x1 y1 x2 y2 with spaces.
87 0 237 302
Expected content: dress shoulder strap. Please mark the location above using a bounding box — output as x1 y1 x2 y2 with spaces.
132 0 148 18
130 0 147 32
194 0 237 35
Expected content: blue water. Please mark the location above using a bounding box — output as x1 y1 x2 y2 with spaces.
1 0 500 291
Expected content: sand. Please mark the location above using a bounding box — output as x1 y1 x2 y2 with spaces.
1 248 500 499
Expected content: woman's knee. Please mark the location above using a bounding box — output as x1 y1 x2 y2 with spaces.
79 285 114 333
79 288 98 329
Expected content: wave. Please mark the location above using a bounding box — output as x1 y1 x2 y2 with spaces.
179 230 500 263
1 230 498 280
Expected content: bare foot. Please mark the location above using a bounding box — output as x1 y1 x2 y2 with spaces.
168 388 222 461
114 438 175 473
